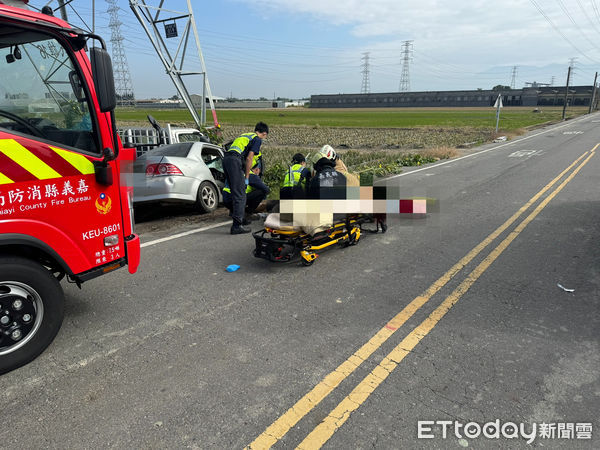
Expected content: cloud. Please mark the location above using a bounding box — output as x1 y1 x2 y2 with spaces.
238 0 600 66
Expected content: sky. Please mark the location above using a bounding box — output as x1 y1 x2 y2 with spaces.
24 0 600 99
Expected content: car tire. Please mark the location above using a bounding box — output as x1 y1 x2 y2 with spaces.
196 181 218 213
0 256 65 375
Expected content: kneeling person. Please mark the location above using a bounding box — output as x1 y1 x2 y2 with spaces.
223 164 270 224
280 153 311 199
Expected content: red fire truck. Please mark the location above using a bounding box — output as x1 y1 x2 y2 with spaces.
0 1 140 373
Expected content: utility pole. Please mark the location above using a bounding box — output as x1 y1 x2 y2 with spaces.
510 66 518 89
360 52 370 94
399 40 413 92
568 57 577 85
56 0 68 22
589 72 598 114
562 66 571 120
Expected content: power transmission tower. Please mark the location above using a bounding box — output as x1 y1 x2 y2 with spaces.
399 40 413 92
360 52 370 94
129 0 218 127
550 76 555 86
510 66 518 89
107 0 135 106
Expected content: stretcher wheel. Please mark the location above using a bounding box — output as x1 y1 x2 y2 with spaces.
346 227 360 246
300 250 318 266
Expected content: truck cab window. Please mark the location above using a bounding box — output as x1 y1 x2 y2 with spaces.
0 30 98 154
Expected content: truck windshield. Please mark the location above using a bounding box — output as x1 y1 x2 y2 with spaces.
178 132 206 142
0 27 98 154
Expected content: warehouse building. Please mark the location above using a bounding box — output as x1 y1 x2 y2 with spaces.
310 86 596 108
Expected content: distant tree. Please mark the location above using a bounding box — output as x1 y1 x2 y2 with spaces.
169 94 180 100
492 85 511 92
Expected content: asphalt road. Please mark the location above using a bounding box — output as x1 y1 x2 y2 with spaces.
1 114 600 449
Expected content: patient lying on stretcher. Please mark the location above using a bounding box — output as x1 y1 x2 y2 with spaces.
265 146 372 235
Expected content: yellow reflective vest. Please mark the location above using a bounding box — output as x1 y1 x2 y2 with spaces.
281 163 306 188
223 183 254 194
229 131 262 171
228 132 257 155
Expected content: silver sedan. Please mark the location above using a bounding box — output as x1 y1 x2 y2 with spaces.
133 142 226 213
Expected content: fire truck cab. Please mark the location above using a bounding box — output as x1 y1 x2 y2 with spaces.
0 1 140 373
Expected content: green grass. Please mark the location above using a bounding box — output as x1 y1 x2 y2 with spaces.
116 106 589 131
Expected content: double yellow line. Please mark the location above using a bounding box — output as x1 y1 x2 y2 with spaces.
248 145 597 449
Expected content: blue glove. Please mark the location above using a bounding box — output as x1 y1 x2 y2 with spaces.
245 178 249 185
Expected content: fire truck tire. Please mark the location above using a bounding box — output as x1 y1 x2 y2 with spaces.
0 257 64 375
196 181 218 213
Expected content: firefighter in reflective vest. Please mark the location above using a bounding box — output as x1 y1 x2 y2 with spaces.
280 153 311 199
222 122 269 234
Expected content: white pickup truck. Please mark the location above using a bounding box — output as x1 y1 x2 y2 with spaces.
118 115 209 157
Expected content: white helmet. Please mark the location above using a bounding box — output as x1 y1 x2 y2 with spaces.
319 144 336 160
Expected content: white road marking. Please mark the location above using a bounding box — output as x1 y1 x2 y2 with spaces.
508 150 539 157
140 220 230 248
387 113 594 180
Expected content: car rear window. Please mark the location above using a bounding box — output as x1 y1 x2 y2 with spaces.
147 142 194 157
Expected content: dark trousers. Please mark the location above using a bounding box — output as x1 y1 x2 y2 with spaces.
222 152 246 225
223 190 266 216
246 190 266 214
280 185 306 200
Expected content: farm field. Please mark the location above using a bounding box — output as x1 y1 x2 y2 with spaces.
117 106 591 193
116 106 589 130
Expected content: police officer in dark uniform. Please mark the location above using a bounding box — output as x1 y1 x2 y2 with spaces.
222 122 269 234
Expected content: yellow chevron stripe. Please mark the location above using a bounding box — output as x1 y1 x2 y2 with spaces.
50 146 95 175
0 139 61 180
0 171 14 184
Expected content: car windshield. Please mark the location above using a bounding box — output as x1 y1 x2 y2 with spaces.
0 27 98 153
146 142 194 157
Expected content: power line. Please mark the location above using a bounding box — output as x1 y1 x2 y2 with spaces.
555 0 600 53
528 0 599 63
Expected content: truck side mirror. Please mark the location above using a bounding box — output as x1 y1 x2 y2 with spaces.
94 147 115 186
90 47 116 112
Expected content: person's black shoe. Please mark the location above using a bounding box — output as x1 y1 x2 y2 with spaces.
242 217 252 225
230 224 251 235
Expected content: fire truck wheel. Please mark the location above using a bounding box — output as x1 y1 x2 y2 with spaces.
0 257 64 375
196 181 218 213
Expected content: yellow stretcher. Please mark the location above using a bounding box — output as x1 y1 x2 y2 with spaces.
252 214 386 266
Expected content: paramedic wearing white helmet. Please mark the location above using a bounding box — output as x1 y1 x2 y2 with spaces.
307 145 347 199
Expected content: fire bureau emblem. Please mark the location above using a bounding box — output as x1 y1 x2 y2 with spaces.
95 193 112 214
